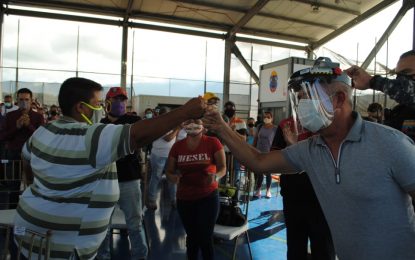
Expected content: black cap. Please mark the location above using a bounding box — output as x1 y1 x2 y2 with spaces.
288 57 351 91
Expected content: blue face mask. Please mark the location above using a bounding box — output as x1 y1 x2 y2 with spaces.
297 99 332 133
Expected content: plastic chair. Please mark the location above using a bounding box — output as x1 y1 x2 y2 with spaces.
213 156 253 260
14 228 52 260
0 210 51 260
0 209 16 260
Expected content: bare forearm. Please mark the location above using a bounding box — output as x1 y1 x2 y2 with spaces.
131 107 187 147
218 126 295 174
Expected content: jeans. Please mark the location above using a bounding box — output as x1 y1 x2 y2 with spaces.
148 153 176 202
97 180 148 260
177 190 219 260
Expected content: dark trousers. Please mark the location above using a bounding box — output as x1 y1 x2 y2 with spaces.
177 190 219 260
255 173 272 190
283 199 335 260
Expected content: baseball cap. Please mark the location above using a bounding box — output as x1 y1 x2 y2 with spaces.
106 87 128 100
203 92 220 101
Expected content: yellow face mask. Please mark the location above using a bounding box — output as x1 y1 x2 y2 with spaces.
80 102 103 125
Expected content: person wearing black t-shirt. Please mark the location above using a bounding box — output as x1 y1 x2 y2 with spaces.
97 87 148 260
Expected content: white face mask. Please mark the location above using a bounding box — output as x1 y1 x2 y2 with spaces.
263 118 272 124
184 123 203 136
297 99 332 133
145 113 153 119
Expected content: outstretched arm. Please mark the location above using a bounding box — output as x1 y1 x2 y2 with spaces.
130 97 205 149
203 110 295 174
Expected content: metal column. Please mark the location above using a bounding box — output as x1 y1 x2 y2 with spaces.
0 5 4 97
223 37 232 104
121 23 128 89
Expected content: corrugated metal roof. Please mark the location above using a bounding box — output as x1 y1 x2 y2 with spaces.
4 0 399 48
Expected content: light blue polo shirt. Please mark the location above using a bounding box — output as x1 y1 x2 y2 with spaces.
283 112 415 260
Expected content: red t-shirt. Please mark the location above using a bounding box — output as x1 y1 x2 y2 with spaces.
169 135 223 201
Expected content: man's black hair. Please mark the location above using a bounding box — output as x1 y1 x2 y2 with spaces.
400 50 415 59
4 95 12 99
224 101 235 108
367 102 382 113
58 77 103 116
17 88 33 98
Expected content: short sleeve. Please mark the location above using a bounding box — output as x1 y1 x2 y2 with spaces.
22 137 32 161
85 123 132 168
281 140 308 172
389 134 415 192
210 136 223 154
168 142 179 159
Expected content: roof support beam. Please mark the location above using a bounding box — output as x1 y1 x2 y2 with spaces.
174 0 336 30
231 44 260 86
290 0 360 16
5 7 122 26
361 0 414 69
124 0 134 22
235 36 306 51
5 7 226 39
132 11 311 43
8 0 126 17
228 0 270 36
311 0 398 49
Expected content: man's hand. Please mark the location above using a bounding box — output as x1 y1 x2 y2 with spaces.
182 97 206 119
282 124 297 146
202 109 228 134
345 65 372 90
16 114 29 129
22 114 30 127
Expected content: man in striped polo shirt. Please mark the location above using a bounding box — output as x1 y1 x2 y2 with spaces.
14 77 205 259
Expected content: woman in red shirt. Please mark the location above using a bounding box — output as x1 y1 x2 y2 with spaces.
166 119 226 260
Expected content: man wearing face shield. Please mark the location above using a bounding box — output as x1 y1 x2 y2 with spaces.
203 60 415 259
14 77 206 259
97 87 148 260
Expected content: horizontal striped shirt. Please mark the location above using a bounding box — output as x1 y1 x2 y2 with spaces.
15 116 132 259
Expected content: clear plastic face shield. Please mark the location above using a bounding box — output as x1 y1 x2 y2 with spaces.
288 65 351 133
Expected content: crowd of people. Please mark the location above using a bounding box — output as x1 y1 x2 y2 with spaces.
0 50 414 260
